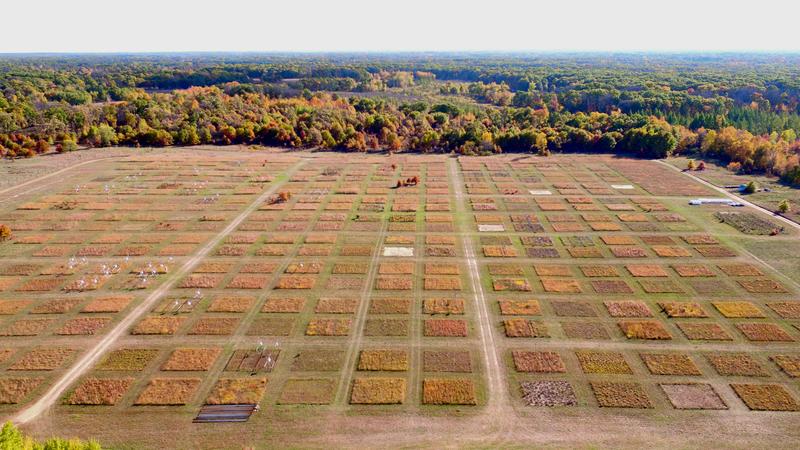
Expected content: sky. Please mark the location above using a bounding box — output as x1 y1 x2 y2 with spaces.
2 0 799 53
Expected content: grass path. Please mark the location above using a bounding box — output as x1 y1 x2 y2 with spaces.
333 162 395 405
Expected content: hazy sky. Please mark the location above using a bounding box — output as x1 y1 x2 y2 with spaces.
2 0 799 53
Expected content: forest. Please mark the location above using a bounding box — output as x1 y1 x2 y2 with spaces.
1 53 800 184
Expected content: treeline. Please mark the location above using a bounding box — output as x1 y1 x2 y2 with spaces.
1 84 799 182
4 53 800 133
1 54 799 183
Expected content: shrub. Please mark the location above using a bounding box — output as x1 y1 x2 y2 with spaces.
778 199 790 214
743 181 757 194
687 159 696 170
697 161 706 171
0 224 10 242
0 421 101 449
269 192 292 204
62 139 78 151
727 161 742 173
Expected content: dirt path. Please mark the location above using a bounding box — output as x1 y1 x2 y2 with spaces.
13 159 306 425
447 158 511 415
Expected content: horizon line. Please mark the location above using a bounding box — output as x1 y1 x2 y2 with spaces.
3 50 800 56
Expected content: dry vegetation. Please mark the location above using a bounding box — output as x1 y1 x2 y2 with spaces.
66 377 134 405
350 378 406 404
422 378 477 405
205 377 268 405
134 378 201 405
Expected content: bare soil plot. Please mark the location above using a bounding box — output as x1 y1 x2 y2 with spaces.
660 383 727 410
278 378 335 404
512 351 565 373
422 351 472 373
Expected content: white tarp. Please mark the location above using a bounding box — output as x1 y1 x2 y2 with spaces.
689 198 739 206
478 224 505 232
383 247 414 257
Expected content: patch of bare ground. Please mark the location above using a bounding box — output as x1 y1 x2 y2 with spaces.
21 405 800 449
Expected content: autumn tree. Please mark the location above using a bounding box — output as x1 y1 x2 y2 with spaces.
0 224 11 242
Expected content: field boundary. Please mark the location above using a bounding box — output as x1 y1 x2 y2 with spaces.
12 159 306 424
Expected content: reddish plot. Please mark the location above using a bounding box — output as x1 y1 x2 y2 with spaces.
512 350 565 373
162 348 222 371
424 319 468 337
604 300 652 318
66 377 134 405
306 318 351 336
677 322 732 341
131 317 184 335
10 347 75 371
736 323 794 342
